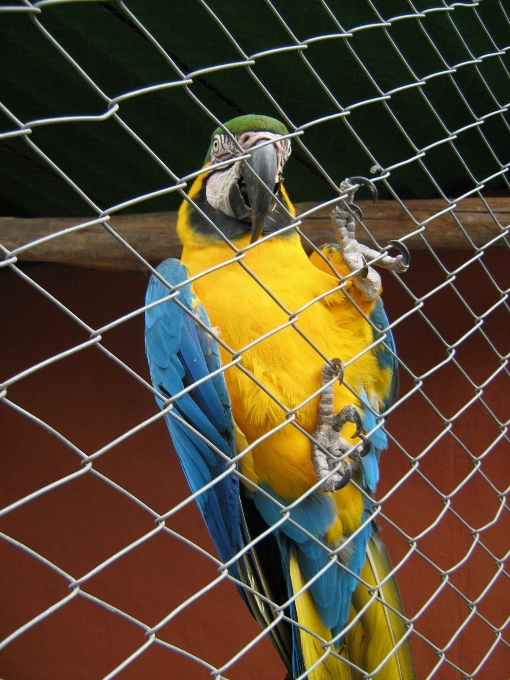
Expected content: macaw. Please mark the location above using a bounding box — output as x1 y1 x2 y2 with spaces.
145 114 416 679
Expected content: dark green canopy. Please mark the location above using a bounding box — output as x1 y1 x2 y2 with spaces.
1 0 508 218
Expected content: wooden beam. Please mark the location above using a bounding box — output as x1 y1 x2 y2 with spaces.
0 197 507 272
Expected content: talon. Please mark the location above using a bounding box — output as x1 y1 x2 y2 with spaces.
359 255 369 280
387 240 410 270
333 461 352 491
322 358 344 384
330 357 344 379
331 405 363 434
345 176 378 203
357 433 371 458
312 374 362 493
352 413 364 439
346 202 363 221
331 176 383 302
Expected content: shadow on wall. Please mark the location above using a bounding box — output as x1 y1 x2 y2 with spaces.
0 253 509 679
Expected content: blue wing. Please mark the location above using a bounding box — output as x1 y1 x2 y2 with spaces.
354 296 398 494
145 258 243 574
370 295 399 412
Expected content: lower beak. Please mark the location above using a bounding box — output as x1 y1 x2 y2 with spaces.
241 143 278 244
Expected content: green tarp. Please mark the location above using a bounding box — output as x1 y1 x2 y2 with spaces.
1 0 508 218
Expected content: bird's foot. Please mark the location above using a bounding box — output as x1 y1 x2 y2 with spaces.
312 361 371 493
330 177 410 300
382 240 410 274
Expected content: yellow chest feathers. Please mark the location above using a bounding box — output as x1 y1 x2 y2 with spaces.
183 236 378 430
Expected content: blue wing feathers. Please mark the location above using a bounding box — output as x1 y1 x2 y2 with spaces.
370 296 399 411
248 485 373 635
169 421 237 562
193 302 233 416
360 390 384 493
178 321 228 433
145 259 242 572
370 297 396 371
166 421 210 494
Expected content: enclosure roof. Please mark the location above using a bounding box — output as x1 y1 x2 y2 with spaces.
0 0 508 218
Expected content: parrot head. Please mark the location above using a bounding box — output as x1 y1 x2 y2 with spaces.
180 114 294 245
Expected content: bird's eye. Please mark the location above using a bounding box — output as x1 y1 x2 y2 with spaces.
212 138 220 151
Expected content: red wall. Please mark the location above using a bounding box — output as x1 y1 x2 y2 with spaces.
1 251 509 679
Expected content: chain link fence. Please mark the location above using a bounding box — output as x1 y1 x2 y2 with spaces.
0 1 509 678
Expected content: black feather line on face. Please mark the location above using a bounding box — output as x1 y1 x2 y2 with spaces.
190 179 295 241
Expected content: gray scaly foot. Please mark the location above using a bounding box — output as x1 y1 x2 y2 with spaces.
312 360 370 493
330 177 409 301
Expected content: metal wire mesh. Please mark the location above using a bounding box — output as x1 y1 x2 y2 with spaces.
0 1 509 678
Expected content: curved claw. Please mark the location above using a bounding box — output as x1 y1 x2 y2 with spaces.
332 406 363 434
352 414 364 439
359 254 369 280
329 357 344 381
333 460 352 491
346 202 363 221
358 433 372 458
387 239 410 269
350 413 371 456
346 176 378 203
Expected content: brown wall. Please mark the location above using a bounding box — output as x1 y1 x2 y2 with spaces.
1 251 508 679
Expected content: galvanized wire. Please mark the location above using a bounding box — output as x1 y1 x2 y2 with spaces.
0 0 509 678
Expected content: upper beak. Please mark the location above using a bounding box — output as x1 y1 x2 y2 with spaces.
241 142 279 244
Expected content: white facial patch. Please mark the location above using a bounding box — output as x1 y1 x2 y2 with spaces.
206 162 242 217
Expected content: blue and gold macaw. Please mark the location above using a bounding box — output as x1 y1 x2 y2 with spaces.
145 115 415 679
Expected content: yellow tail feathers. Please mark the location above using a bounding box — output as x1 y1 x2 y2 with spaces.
237 425 415 679
348 537 416 680
288 540 415 679
289 549 356 680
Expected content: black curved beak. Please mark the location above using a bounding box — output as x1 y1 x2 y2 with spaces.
241 143 279 244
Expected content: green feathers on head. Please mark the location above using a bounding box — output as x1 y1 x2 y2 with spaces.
206 114 288 161
218 114 288 137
